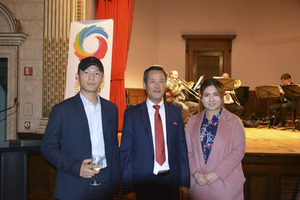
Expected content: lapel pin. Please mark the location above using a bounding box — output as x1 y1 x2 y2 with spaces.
173 122 177 125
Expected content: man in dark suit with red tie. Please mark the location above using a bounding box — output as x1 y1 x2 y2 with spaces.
120 66 190 200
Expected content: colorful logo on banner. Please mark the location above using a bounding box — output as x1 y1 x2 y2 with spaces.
73 25 109 61
72 25 110 94
65 19 113 100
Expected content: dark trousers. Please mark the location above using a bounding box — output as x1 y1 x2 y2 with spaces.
269 101 295 123
135 174 179 200
225 103 244 118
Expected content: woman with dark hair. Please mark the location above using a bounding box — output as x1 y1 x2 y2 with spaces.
185 78 246 200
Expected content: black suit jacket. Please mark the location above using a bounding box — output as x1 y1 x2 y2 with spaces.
41 93 120 199
279 82 294 102
120 100 190 195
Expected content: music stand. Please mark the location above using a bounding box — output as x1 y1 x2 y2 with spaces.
255 85 281 129
217 78 235 91
193 75 205 90
281 84 300 132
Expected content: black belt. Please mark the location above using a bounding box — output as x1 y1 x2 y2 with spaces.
155 170 170 177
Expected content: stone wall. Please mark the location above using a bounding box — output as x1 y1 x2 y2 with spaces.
0 0 44 134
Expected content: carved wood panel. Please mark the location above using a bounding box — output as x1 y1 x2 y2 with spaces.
182 35 236 82
242 154 300 200
125 88 146 105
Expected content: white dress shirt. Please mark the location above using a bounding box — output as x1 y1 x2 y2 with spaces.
146 98 170 175
80 92 107 168
224 91 235 104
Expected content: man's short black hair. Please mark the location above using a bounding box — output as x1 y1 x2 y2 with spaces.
143 66 167 85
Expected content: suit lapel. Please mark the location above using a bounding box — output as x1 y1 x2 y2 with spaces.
74 93 90 133
164 102 172 152
140 102 154 154
193 112 207 170
74 93 92 152
100 97 111 156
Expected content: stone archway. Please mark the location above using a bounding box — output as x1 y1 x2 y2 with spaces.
0 3 27 140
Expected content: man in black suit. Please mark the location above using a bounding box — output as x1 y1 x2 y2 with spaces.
120 66 190 200
41 57 120 200
270 73 295 127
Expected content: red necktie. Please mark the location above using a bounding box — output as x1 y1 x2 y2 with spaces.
153 105 166 165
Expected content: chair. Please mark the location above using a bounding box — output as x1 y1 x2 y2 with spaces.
281 98 298 131
281 85 300 132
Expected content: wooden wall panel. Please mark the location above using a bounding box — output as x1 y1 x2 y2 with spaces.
242 154 300 200
26 153 300 200
244 173 269 200
280 176 300 200
28 155 56 200
243 91 299 120
124 88 300 121
125 88 146 105
243 90 280 119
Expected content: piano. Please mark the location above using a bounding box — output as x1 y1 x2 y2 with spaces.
235 86 250 108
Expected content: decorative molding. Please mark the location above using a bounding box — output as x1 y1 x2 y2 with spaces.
0 3 27 45
0 33 28 46
14 19 23 33
74 0 85 21
0 3 17 33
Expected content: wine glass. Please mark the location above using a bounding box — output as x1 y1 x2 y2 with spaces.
90 155 104 186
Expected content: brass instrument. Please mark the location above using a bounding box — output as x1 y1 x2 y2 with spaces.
166 77 179 93
214 76 242 105
166 74 179 102
232 79 241 105
174 76 200 100
234 79 241 89
177 77 195 90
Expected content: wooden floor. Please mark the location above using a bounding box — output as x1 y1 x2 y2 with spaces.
245 126 300 154
119 126 300 154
